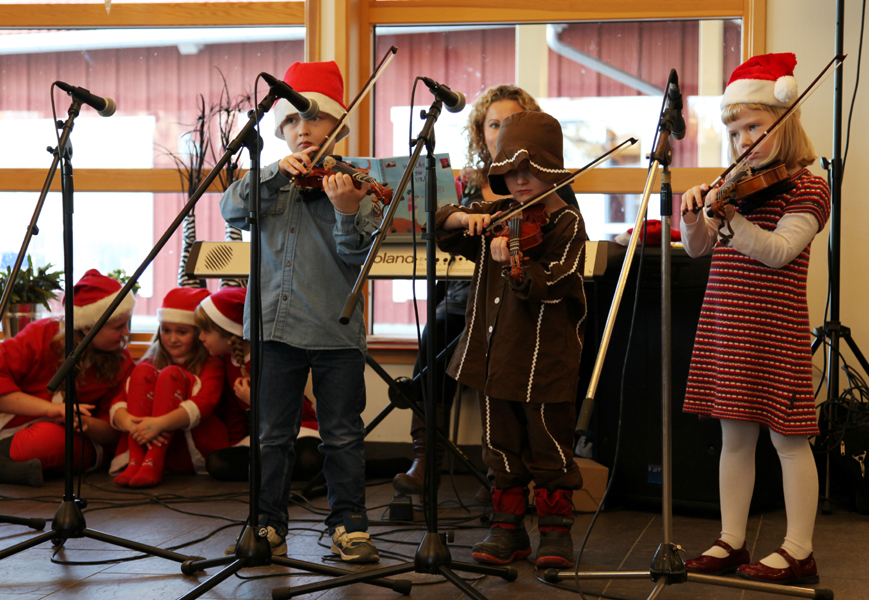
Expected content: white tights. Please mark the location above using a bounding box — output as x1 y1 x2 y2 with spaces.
702 419 818 568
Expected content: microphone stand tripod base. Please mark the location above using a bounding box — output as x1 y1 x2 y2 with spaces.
543 567 834 600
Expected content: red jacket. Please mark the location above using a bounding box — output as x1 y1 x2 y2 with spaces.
0 318 134 431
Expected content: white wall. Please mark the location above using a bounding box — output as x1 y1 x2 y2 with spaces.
768 0 869 398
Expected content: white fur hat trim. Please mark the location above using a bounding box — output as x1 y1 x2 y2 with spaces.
199 295 243 337
157 307 197 325
73 289 136 330
720 76 798 109
273 92 350 142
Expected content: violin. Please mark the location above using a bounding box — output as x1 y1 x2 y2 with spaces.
292 155 394 208
489 202 549 284
705 162 790 218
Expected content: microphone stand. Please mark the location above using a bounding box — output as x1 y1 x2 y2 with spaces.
268 97 518 600
545 71 833 600
0 96 199 564
0 99 65 535
812 0 869 516
299 334 489 499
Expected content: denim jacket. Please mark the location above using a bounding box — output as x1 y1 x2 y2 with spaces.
220 161 379 351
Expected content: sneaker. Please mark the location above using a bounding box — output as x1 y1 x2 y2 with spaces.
330 525 380 564
224 525 287 556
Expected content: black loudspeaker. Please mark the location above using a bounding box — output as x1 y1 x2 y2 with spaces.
582 247 783 514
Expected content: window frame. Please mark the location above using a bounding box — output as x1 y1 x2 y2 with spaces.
0 0 765 195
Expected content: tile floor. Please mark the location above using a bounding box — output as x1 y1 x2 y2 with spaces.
1 472 867 600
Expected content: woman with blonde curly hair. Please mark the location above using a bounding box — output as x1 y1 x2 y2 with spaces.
458 85 542 201
393 85 577 499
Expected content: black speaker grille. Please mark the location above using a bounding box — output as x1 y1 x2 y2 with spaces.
204 245 233 272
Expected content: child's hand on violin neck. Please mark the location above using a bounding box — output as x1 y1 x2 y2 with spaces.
490 236 515 264
324 173 367 214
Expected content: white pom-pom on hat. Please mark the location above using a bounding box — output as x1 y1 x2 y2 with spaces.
774 75 799 104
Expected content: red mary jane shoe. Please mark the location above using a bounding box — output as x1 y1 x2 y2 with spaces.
737 548 819 585
684 540 750 575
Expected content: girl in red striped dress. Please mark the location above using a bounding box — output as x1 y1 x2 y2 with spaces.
680 53 830 585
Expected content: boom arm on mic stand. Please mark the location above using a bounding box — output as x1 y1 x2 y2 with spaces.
48 90 282 393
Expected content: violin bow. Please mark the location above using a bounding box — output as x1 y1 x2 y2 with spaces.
708 54 846 191
485 137 638 232
308 46 398 168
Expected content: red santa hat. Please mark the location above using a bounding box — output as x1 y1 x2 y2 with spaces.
72 269 136 330
158 287 210 325
721 52 799 109
198 287 246 337
273 60 350 143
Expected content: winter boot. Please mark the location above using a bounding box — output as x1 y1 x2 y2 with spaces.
534 488 576 568
0 435 43 488
472 487 532 564
393 404 449 494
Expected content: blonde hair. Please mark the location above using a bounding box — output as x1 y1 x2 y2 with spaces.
142 321 210 374
722 103 817 170
51 317 129 387
463 85 541 189
194 305 248 378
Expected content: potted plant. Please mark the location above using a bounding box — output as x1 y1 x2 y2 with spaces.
107 268 141 295
0 256 63 338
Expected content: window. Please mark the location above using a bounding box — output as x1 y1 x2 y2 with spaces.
369 18 741 336
0 27 303 328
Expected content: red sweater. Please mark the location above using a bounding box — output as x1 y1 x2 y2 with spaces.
0 318 134 431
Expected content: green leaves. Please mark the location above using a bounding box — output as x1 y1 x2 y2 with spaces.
107 268 140 295
0 256 64 310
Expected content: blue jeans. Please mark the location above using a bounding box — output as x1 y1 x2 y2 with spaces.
258 341 368 536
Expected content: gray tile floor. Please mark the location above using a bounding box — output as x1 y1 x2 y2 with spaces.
1 472 867 599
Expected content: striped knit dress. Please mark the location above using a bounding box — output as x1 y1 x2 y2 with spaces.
682 168 830 436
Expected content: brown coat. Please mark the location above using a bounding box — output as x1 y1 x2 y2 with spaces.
435 197 587 404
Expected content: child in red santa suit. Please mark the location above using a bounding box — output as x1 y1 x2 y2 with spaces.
193 287 321 482
0 269 136 486
111 287 227 488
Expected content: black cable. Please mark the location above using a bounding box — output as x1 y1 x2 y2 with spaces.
568 86 665 598
841 0 867 173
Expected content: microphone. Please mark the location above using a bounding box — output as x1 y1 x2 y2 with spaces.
261 72 319 120
420 77 466 113
55 81 116 117
667 69 686 140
